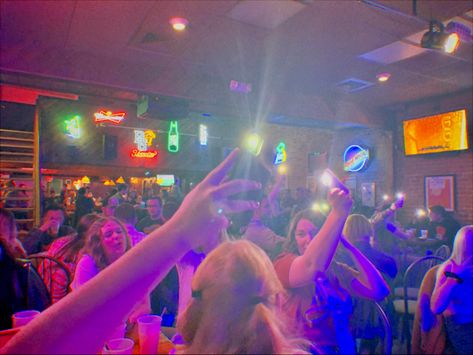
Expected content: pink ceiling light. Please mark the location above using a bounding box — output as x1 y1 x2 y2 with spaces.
169 17 189 31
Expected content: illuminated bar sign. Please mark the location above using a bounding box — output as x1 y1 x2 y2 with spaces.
168 121 180 152
94 110 126 124
131 129 158 159
343 145 369 172
131 149 158 158
156 174 175 186
273 142 287 165
64 115 81 139
199 124 208 146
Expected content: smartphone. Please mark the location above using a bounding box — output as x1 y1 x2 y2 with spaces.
228 150 271 202
320 168 349 193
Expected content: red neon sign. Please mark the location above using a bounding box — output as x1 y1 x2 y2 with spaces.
130 149 158 159
94 110 126 124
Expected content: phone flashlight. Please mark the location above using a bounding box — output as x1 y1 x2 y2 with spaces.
320 169 349 193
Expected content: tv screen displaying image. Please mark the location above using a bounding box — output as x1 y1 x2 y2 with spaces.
403 109 469 156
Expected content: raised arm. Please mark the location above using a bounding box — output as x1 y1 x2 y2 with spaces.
339 236 390 301
2 149 261 355
288 189 352 287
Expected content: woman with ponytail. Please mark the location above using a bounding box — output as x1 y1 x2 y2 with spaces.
176 240 310 354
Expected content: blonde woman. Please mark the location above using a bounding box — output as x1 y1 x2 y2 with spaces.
430 225 473 355
176 240 310 354
72 216 150 323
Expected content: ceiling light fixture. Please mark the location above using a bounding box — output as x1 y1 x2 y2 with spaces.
169 17 189 31
376 72 391 82
421 20 460 54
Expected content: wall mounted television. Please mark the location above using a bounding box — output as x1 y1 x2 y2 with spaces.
403 109 469 156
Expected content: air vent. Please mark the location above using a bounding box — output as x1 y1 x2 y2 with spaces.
336 78 374 93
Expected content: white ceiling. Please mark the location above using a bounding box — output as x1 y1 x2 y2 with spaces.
1 0 472 127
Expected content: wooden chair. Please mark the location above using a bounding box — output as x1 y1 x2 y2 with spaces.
26 254 72 304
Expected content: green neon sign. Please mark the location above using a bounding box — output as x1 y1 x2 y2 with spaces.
168 121 180 152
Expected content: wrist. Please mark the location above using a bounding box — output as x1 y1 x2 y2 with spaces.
444 271 463 284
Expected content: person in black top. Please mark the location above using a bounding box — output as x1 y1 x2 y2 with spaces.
73 187 94 227
22 205 75 255
427 205 461 250
136 197 164 234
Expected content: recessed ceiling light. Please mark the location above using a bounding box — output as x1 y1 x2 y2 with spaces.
169 17 189 31
376 72 391 82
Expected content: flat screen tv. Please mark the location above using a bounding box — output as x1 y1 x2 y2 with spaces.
403 109 469 156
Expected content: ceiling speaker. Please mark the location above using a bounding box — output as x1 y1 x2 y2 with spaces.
137 96 189 120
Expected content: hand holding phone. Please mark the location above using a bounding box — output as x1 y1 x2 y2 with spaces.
320 169 349 193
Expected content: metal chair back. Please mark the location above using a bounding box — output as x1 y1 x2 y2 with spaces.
26 254 72 304
402 255 445 354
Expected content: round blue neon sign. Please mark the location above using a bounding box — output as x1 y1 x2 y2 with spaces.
343 145 369 172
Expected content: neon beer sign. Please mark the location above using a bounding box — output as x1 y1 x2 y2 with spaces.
343 145 369 172
94 110 126 124
273 142 287 165
131 129 158 159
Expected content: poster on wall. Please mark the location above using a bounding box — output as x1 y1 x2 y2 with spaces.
361 182 376 207
425 175 455 211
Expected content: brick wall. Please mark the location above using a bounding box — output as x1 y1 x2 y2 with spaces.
389 90 473 225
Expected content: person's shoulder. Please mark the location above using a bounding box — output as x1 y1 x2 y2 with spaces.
48 235 73 255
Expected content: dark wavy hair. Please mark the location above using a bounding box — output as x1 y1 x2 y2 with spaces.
283 208 327 255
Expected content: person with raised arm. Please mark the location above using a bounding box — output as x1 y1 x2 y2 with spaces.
274 190 389 354
2 148 261 355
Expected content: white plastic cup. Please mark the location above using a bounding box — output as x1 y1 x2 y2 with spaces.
137 315 162 354
102 338 134 355
12 310 40 328
420 230 428 238
108 322 127 342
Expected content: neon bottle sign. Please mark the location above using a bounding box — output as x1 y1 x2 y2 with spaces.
168 121 180 152
273 142 287 165
94 110 126 124
64 115 81 139
343 145 369 172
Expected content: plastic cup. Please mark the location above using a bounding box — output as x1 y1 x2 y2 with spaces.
102 338 134 355
420 230 428 239
107 322 127 342
12 310 40 328
137 315 162 354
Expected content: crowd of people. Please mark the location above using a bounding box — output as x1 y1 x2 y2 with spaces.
1 148 471 354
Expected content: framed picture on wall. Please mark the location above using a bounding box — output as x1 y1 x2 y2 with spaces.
361 182 376 207
425 175 455 211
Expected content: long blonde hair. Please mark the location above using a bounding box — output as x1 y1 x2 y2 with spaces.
177 240 309 354
437 225 473 278
82 216 131 270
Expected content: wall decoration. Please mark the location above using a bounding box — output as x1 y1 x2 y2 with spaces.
168 121 180 152
343 144 369 172
199 124 208 146
361 182 376 207
273 142 287 165
64 115 81 138
425 175 455 211
131 129 158 158
94 110 126 124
